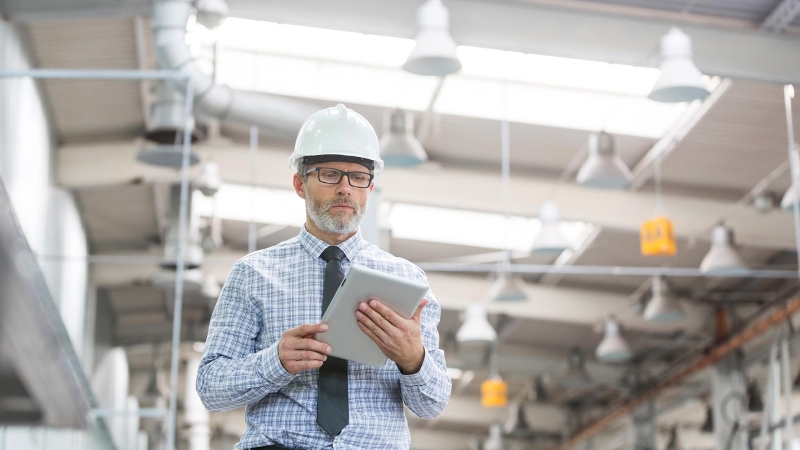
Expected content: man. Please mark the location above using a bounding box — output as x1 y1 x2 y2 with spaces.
196 104 451 450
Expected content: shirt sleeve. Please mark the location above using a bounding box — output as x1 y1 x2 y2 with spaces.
196 260 296 412
399 271 452 419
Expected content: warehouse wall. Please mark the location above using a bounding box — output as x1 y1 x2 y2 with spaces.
0 19 91 369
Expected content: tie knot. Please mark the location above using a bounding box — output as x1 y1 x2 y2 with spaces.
321 246 345 263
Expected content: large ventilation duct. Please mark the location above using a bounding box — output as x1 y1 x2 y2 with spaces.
152 0 318 137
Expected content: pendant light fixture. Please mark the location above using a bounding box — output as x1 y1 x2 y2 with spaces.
595 316 633 363
531 200 571 253
196 160 222 197
379 109 428 167
456 304 497 344
643 276 685 322
483 423 504 450
699 224 747 274
648 27 710 103
489 270 528 302
576 132 633 189
144 82 203 145
403 0 462 76
194 0 229 30
562 347 592 389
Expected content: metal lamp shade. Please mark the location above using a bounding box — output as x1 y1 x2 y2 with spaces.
648 27 710 103
145 82 203 145
643 276 685 322
403 0 462 76
489 272 528 302
531 200 571 253
196 160 222 197
699 225 746 274
456 304 497 344
595 318 632 363
379 109 428 167
576 132 632 189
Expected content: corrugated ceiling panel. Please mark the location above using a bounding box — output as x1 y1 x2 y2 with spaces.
658 80 800 196
26 17 145 142
75 184 159 251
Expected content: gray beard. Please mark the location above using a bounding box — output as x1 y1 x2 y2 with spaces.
304 186 366 235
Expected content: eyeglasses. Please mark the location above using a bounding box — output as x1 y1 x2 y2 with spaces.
305 167 374 188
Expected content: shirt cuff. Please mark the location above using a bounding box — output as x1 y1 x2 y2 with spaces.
399 348 436 387
258 341 296 388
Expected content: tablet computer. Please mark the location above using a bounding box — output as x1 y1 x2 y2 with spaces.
315 264 429 367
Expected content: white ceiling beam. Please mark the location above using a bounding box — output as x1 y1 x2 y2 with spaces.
85 247 706 334
229 0 800 85
57 141 800 250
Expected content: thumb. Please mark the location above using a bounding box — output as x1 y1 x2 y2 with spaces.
413 298 429 323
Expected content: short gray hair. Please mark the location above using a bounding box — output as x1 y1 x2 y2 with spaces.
297 160 308 182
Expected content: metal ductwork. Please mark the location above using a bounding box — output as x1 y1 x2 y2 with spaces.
152 0 318 137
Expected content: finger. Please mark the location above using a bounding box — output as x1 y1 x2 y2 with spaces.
367 300 406 328
295 338 331 355
356 309 392 343
291 323 328 337
359 301 396 332
293 350 327 362
412 298 429 323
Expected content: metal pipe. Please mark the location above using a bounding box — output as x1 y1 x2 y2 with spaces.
780 335 794 446
165 79 194 450
552 296 800 450
0 69 187 80
249 125 258 254
91 408 168 418
417 262 800 279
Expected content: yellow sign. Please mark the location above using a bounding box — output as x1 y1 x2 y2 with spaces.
640 216 677 256
481 377 508 407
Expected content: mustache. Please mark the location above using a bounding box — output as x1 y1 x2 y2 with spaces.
323 196 358 210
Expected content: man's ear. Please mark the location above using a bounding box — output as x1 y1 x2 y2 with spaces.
292 173 306 199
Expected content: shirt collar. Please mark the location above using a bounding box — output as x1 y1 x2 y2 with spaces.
299 225 365 262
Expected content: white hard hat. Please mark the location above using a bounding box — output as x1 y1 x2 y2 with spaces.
289 104 384 173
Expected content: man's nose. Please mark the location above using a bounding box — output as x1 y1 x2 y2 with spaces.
334 176 353 193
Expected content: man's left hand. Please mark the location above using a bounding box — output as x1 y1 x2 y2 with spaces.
355 298 429 374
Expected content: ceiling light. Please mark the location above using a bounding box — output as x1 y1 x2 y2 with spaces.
196 160 223 197
379 109 428 167
699 224 747 274
595 317 633 363
648 27 710 103
576 131 632 189
531 200 571 253
643 276 685 322
144 82 203 145
488 272 528 302
194 0 229 30
483 423 504 450
137 144 202 168
403 0 462 76
562 347 592 389
456 304 497 344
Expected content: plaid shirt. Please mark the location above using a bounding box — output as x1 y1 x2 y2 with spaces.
197 226 451 449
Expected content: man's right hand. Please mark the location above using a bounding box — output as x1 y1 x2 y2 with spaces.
277 323 332 375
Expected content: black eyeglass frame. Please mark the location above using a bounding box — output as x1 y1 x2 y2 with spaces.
305 167 374 188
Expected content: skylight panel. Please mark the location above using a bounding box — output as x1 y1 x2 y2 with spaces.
211 18 687 138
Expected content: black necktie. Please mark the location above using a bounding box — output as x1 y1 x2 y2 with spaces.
317 246 348 436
